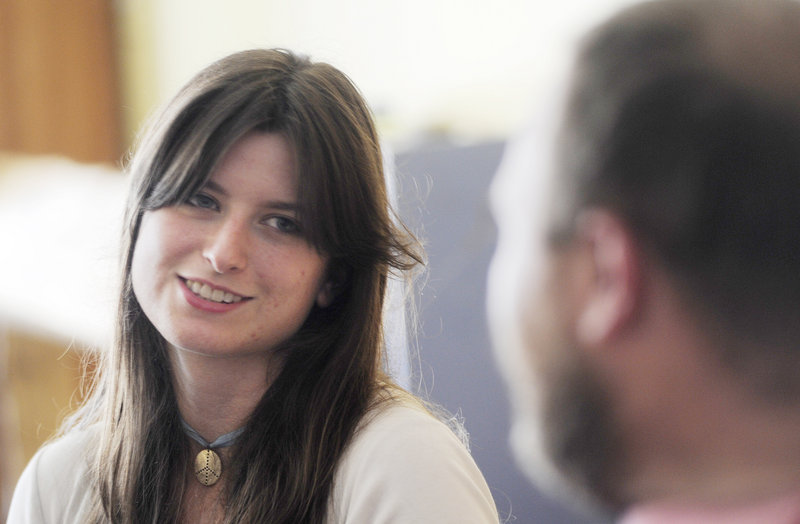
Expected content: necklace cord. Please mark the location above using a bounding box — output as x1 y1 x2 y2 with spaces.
180 417 245 449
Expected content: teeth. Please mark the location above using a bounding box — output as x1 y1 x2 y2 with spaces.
185 279 243 304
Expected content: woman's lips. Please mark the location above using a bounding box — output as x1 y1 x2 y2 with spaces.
181 277 252 304
184 278 245 304
178 278 251 313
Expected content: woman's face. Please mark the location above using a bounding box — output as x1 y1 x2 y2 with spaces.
131 131 333 358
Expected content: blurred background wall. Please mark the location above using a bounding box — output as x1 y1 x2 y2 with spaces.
0 0 638 520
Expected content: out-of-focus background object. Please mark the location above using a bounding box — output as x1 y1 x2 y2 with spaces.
0 0 123 516
0 0 638 520
0 0 121 163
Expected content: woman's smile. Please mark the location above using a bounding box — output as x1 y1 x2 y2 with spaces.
177 277 252 314
181 277 249 304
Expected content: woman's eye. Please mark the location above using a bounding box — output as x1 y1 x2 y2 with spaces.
186 192 218 210
264 216 300 234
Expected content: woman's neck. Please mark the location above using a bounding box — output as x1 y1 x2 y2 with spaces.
168 346 283 441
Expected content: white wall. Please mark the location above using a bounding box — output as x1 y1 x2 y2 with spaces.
118 0 639 147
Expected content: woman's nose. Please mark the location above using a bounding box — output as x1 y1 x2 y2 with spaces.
202 219 248 274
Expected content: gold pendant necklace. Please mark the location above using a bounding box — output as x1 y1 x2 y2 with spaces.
182 418 245 487
194 448 223 486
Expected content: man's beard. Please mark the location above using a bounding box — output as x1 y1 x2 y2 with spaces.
509 343 627 515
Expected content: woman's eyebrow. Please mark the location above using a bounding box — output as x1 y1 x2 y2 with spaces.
265 201 299 212
202 180 227 196
203 180 299 211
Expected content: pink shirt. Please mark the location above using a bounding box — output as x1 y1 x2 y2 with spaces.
620 492 800 524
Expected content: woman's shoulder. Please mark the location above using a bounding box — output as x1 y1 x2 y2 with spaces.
7 426 97 523
34 425 97 467
28 425 97 485
357 391 467 446
329 391 499 523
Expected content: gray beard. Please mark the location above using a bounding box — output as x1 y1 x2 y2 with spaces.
511 351 626 515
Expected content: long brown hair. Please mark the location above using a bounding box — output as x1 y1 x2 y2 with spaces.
72 49 422 523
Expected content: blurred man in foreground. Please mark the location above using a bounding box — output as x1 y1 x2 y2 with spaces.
487 0 800 521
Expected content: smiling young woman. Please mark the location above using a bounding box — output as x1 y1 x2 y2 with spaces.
131 132 333 360
8 49 498 523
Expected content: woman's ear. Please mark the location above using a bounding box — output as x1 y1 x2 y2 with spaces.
574 209 641 347
316 263 347 308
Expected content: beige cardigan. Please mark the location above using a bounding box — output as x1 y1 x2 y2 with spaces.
8 397 498 523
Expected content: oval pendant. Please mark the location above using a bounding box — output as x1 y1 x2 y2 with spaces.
194 448 222 486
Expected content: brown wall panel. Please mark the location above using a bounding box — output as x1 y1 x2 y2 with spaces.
0 0 122 163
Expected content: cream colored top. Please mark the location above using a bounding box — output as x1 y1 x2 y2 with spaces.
8 399 498 523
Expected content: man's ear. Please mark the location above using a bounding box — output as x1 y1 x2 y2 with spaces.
573 209 641 347
316 263 347 308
